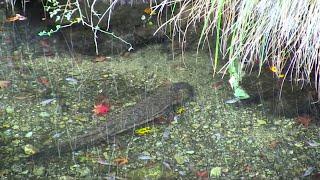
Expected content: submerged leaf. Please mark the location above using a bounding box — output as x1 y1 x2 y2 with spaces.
224 98 240 104
65 77 78 85
25 131 33 138
212 81 224 90
176 106 186 114
114 157 128 166
0 80 11 89
5 106 14 114
138 154 153 161
196 170 208 178
39 39 51 48
39 112 50 118
306 140 320 147
256 119 267 126
210 167 222 177
6 14 27 22
33 166 45 176
92 103 110 116
94 56 110 62
40 98 55 106
296 115 312 128
174 154 186 165
269 140 279 149
37 77 50 87
302 167 315 177
97 159 111 165
23 144 38 155
135 127 152 136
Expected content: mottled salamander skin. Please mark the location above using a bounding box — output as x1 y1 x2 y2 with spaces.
30 82 194 159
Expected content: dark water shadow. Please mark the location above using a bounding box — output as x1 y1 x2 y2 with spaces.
240 71 319 124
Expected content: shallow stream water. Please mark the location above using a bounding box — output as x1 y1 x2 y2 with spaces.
0 8 320 179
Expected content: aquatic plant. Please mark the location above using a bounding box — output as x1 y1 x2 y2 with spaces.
154 0 320 98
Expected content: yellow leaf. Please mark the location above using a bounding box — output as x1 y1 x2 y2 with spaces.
269 66 277 73
135 127 152 135
23 144 38 155
176 106 186 114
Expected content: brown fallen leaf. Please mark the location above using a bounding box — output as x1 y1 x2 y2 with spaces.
39 39 51 48
0 80 11 89
153 115 169 125
269 140 280 149
114 157 128 166
95 94 110 105
15 96 28 100
6 14 27 22
212 81 224 90
296 115 312 128
37 77 50 87
43 50 55 57
120 51 131 58
243 164 252 173
94 56 111 62
259 152 267 161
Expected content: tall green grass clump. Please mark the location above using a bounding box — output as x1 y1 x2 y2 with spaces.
155 0 320 98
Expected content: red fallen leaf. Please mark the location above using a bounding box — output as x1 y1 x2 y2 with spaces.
296 115 312 128
92 103 110 116
37 77 50 87
196 170 208 179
